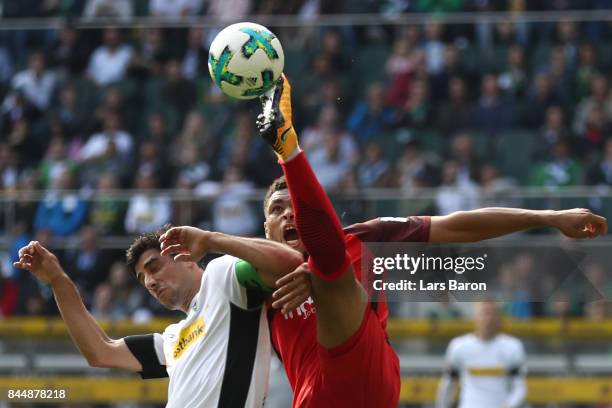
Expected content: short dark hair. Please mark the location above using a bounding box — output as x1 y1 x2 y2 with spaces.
263 175 287 216
125 226 170 277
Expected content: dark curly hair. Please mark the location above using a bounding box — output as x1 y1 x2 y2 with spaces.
263 175 288 216
125 225 170 277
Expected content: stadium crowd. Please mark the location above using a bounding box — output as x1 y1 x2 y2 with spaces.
1 0 612 321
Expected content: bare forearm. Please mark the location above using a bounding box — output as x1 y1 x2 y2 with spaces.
51 274 113 364
430 208 555 243
208 232 303 280
435 375 455 408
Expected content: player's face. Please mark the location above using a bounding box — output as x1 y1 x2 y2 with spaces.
475 301 501 338
135 249 186 310
264 189 306 253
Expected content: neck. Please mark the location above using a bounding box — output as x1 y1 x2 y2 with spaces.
476 331 496 341
179 269 203 313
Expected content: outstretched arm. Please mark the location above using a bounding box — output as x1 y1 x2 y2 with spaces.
14 242 142 371
160 226 304 289
430 208 608 243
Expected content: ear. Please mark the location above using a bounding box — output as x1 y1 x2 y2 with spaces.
263 221 270 239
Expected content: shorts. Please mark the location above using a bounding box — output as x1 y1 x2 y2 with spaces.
292 308 401 408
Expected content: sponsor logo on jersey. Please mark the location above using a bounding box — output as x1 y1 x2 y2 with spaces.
283 297 316 320
468 367 506 376
173 317 205 359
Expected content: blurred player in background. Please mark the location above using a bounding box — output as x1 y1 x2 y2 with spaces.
436 300 526 408
255 74 608 408
14 228 303 408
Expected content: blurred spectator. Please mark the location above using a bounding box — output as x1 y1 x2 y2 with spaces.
529 140 583 187
586 138 612 186
107 261 147 319
396 136 440 191
181 27 207 80
50 84 88 141
38 137 78 189
48 26 88 79
304 106 359 163
536 105 569 160
83 0 133 20
548 46 574 104
395 79 433 130
450 133 481 185
150 0 204 18
471 73 514 135
576 43 600 100
522 72 565 128
91 282 115 319
211 166 258 237
86 28 133 86
130 28 170 78
318 30 351 75
9 52 57 111
579 105 611 157
499 254 534 319
346 82 394 144
135 140 171 188
478 163 519 208
385 26 423 108
423 22 446 76
172 110 216 164
434 76 472 135
206 0 252 20
63 225 111 294
309 132 352 192
0 46 13 87
0 274 18 317
92 86 127 129
573 74 612 137
498 45 527 98
89 172 126 234
141 112 171 144
174 141 211 189
161 58 197 115
0 143 19 191
435 160 479 215
555 20 580 70
33 169 89 237
429 45 470 101
358 142 391 188
124 172 172 234
80 110 134 165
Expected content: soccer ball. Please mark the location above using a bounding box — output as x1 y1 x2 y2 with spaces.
208 22 285 100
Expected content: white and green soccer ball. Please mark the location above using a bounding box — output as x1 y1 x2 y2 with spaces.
208 22 285 100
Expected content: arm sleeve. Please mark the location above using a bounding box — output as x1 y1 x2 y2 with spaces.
435 372 456 408
123 333 167 379
206 255 267 310
343 216 431 242
436 338 461 408
505 340 527 408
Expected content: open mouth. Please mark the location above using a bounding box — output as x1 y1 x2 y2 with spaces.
283 226 300 246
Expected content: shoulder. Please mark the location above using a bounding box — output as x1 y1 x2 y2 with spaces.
450 333 475 349
498 334 525 350
205 254 239 271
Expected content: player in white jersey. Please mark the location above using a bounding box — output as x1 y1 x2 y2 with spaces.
436 301 527 408
14 226 304 408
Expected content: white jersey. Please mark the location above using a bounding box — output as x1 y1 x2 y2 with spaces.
125 255 270 408
441 333 527 408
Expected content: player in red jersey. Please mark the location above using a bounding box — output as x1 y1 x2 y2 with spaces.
256 74 608 408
